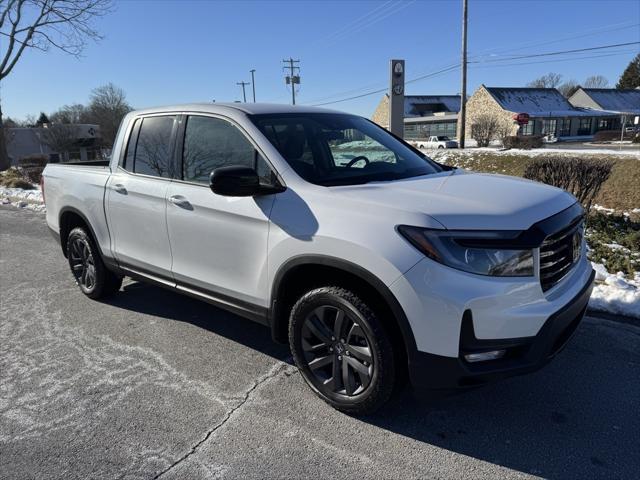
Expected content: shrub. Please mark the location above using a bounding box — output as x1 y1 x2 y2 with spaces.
18 154 48 183
470 114 499 147
2 177 36 189
523 157 613 213
502 135 544 149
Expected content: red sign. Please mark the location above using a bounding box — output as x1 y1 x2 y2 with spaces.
513 113 530 125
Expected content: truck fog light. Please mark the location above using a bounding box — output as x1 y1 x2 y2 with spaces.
464 350 506 363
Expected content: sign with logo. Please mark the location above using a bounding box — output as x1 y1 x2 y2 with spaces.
389 59 405 138
513 113 530 125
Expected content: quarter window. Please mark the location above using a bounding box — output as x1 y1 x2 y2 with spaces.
183 115 273 184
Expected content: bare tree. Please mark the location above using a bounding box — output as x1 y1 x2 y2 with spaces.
50 103 88 124
527 72 563 89
584 75 609 88
470 114 499 148
0 0 112 170
84 82 132 148
558 79 580 98
41 123 78 161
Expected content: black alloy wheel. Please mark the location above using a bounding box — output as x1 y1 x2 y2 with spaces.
289 286 396 414
69 236 97 292
302 305 373 396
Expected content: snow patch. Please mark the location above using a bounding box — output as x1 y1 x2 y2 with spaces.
589 262 640 319
0 186 45 213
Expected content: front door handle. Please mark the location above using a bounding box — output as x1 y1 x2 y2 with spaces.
168 195 192 209
113 184 127 195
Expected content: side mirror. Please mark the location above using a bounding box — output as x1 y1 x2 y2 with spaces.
210 165 261 197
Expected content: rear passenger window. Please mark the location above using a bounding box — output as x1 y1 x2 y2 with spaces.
183 116 263 184
130 116 176 178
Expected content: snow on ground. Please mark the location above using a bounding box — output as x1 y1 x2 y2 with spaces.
0 186 46 212
0 185 638 318
417 145 640 158
589 263 640 319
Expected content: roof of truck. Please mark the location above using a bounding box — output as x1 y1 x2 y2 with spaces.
129 102 346 116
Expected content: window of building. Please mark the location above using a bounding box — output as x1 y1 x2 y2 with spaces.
597 118 616 131
577 118 592 136
559 119 571 137
541 119 557 136
183 115 273 184
133 116 176 178
521 119 535 136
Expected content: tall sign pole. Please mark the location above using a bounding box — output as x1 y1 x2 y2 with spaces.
458 0 468 148
389 59 405 138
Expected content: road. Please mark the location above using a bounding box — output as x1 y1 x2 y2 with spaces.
1 205 639 480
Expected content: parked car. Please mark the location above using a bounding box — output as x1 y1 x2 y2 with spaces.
42 103 594 414
418 136 459 149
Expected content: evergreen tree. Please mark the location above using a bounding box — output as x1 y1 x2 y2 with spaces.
616 54 640 89
36 112 50 126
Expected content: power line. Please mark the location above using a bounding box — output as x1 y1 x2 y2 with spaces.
310 65 460 107
471 41 640 63
309 39 639 108
470 50 637 69
469 21 640 59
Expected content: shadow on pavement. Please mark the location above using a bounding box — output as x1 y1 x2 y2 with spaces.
105 281 638 479
104 280 290 363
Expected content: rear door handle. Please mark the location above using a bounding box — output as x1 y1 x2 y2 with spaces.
168 195 192 209
113 184 127 195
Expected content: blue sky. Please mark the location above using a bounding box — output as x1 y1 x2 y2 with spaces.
2 0 639 120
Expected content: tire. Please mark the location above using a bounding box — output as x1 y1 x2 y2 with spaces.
66 227 122 299
438 145 444 149
289 286 396 415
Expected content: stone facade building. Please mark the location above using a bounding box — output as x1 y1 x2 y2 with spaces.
463 85 621 141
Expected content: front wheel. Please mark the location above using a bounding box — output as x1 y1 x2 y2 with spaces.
289 286 396 414
66 227 122 299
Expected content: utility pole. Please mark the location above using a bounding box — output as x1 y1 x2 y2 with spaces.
458 0 468 149
250 69 256 102
236 81 250 103
283 58 301 105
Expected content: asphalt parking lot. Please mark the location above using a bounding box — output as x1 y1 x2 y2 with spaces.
1 205 639 479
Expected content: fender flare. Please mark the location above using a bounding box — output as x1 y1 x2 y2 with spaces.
269 254 418 359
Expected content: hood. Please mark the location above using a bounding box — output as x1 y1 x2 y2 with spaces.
330 170 576 230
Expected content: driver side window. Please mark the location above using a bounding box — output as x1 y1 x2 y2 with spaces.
182 115 274 184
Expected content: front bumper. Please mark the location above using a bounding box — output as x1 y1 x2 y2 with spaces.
406 268 594 390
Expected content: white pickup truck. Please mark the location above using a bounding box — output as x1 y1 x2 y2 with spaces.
43 103 594 414
416 135 459 149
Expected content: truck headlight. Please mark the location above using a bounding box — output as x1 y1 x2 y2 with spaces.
398 225 534 277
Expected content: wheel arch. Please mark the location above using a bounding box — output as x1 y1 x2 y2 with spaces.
269 255 418 362
59 207 104 258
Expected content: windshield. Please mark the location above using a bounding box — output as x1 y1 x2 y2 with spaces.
437 136 451 141
250 113 441 186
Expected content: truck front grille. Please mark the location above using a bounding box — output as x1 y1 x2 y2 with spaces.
539 219 583 292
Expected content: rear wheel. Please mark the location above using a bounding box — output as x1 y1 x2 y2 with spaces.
66 227 122 299
289 286 395 414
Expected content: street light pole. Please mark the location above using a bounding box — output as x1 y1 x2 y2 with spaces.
236 81 250 103
250 69 256 102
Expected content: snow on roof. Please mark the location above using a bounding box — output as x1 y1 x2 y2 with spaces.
403 95 461 117
485 87 576 114
580 88 640 115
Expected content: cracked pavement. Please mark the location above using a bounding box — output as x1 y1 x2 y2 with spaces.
1 205 639 479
